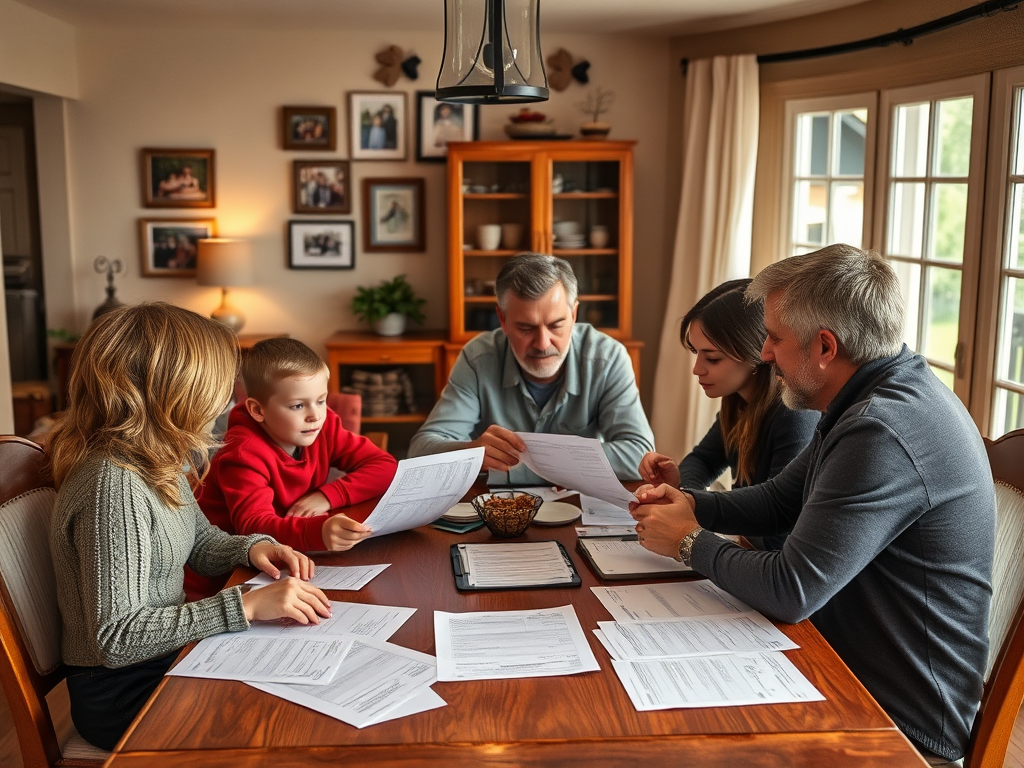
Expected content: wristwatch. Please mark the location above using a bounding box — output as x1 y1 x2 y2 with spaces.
676 526 704 566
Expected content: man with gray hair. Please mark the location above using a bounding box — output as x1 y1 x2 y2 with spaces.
410 252 654 485
631 244 993 765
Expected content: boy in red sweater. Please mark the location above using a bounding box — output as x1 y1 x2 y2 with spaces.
186 338 397 599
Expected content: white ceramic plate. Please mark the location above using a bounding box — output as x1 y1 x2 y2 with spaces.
441 502 479 522
532 501 581 526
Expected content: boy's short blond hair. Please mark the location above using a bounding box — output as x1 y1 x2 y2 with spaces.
241 338 329 403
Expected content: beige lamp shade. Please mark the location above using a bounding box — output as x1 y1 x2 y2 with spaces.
196 239 254 332
196 239 255 287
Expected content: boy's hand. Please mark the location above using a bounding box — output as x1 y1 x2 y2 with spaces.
286 491 331 518
322 514 372 551
248 541 315 581
241 577 331 624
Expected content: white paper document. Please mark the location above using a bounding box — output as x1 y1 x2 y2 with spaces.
576 525 637 538
246 564 389 591
169 634 345 685
514 434 636 508
592 581 752 622
363 447 484 537
501 485 579 503
457 541 574 588
612 652 824 710
597 613 798 660
579 494 636 526
250 637 439 728
578 538 691 576
434 605 600 681
246 601 414 642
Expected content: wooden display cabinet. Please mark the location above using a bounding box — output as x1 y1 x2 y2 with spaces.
445 140 635 344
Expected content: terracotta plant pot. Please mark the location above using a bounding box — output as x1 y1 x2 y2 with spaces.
579 122 611 140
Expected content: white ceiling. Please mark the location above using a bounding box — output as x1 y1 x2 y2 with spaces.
12 0 871 37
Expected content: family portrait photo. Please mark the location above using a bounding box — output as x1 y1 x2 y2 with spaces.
416 91 478 161
141 149 215 208
139 218 216 277
282 106 336 151
288 220 355 269
293 160 350 214
349 92 407 160
361 177 424 252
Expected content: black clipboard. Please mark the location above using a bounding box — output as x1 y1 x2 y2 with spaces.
450 541 582 591
575 536 695 580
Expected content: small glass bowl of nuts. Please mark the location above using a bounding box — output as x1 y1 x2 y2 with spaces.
470 491 543 538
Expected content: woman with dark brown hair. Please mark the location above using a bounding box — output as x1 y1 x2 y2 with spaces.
639 279 818 549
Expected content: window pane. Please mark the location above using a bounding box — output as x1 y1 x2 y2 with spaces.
934 97 973 177
923 266 961 366
931 366 955 391
796 113 829 176
793 180 827 245
891 259 922 349
829 181 864 247
928 182 968 263
1010 182 1024 271
992 387 1024 439
888 182 925 257
998 276 1024 386
893 102 930 177
1014 87 1024 176
836 110 867 176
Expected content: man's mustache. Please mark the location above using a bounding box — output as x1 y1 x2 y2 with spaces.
528 347 560 358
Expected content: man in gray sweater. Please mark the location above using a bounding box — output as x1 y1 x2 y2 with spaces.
632 244 993 764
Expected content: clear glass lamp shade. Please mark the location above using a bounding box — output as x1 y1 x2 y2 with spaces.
436 0 548 104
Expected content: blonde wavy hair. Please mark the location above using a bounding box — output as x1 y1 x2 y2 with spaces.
46 302 239 507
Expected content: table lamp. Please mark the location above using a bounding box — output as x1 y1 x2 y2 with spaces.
196 238 255 333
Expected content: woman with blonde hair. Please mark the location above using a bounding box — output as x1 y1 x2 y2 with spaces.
639 279 818 549
48 302 331 749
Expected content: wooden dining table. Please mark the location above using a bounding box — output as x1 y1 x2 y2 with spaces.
103 490 928 768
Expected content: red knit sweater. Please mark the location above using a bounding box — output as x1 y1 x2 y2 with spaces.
184 404 397 599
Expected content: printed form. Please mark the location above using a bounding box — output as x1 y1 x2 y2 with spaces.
592 581 753 622
363 447 484 537
245 601 414 641
169 634 346 685
514 433 636 509
457 541 573 588
434 605 600 681
246 564 389 591
595 613 798 660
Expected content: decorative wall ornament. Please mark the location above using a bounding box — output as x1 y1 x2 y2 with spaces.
546 48 573 91
401 55 422 80
92 256 125 319
373 46 421 87
571 60 591 84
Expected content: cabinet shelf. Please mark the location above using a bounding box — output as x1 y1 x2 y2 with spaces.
579 294 618 302
553 192 618 199
464 193 529 200
551 248 618 256
464 249 520 257
361 413 429 425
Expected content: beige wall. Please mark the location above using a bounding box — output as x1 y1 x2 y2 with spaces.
0 0 78 98
62 26 671 409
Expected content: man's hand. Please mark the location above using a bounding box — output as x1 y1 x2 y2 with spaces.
240 577 331 624
469 425 527 472
638 452 681 488
248 541 315 581
629 484 699 560
322 514 372 551
286 491 331 518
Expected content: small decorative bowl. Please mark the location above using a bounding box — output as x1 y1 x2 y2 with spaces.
504 121 557 138
471 491 543 538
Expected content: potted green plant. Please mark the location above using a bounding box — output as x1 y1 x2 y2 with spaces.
351 274 426 336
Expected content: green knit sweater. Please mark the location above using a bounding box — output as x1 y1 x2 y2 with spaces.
50 453 273 668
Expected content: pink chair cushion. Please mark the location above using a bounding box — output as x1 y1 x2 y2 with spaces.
327 392 362 435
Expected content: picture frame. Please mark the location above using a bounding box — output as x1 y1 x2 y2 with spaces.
361 177 425 253
141 148 215 208
282 106 337 151
415 91 479 162
288 220 355 270
348 91 408 161
139 217 216 277
293 160 351 214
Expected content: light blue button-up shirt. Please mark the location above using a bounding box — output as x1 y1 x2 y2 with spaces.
409 324 655 485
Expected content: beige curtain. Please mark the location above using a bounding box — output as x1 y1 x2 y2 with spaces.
651 55 760 461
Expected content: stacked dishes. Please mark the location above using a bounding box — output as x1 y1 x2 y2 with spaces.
552 220 585 249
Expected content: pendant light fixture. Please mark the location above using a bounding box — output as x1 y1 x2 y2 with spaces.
436 0 548 105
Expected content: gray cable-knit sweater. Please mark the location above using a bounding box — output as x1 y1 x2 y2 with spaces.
50 453 273 668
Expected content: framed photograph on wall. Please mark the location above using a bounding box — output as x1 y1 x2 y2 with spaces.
288 220 355 269
293 160 351 214
416 91 478 162
141 148 215 208
282 106 337 151
139 217 216 277
361 177 424 253
348 91 407 161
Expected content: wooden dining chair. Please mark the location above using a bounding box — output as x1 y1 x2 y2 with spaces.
966 427 1024 768
0 436 108 768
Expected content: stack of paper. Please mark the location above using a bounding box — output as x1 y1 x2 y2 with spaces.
245 564 389 591
591 582 825 710
171 601 448 727
457 541 574 588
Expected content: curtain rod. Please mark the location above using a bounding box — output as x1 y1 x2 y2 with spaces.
679 0 1019 75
